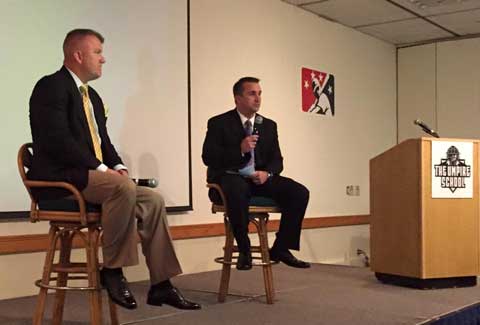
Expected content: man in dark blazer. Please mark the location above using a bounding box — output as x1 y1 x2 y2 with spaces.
29 29 200 310
202 77 310 270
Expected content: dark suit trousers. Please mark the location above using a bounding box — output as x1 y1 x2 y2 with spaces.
219 174 309 253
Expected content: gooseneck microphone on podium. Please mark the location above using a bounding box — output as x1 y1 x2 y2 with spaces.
131 178 158 188
413 119 440 138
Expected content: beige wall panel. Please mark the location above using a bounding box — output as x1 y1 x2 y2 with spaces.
437 39 480 139
398 38 480 141
397 44 437 142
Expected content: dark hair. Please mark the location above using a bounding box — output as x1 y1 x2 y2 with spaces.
63 29 104 53
233 77 260 96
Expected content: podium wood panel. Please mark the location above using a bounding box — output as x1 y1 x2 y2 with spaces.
370 138 480 279
370 139 422 277
421 138 479 278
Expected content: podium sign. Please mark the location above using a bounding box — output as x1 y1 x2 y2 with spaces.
431 141 473 198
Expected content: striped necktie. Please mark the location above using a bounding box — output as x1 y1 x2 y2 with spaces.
244 120 254 167
80 85 103 161
238 119 255 176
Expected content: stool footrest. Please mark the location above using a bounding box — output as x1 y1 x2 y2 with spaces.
223 245 264 253
35 276 99 291
52 262 90 274
214 256 278 266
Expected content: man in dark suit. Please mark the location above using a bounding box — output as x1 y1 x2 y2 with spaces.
29 29 200 310
202 77 310 270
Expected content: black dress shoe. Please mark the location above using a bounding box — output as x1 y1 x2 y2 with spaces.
236 251 252 270
100 269 137 310
147 286 201 310
269 249 311 268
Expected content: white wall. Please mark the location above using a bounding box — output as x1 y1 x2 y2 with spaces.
190 0 396 221
1 0 397 228
0 0 396 300
398 37 480 141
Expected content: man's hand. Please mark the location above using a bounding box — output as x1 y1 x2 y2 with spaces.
240 135 259 154
105 168 128 177
106 168 118 175
117 169 129 177
250 171 269 185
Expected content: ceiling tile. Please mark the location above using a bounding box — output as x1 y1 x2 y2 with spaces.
429 8 480 35
302 0 415 27
390 0 480 16
358 18 453 44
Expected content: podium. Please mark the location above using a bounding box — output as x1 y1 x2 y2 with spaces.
370 138 479 288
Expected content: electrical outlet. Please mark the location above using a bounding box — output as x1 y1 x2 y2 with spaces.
346 185 354 195
346 185 360 196
354 185 360 196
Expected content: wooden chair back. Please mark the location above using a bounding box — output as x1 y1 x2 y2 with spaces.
17 143 96 225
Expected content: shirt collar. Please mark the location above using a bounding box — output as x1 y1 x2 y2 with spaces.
236 109 255 126
65 67 86 92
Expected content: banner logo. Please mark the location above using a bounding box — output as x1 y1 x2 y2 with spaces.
433 146 471 193
301 67 335 116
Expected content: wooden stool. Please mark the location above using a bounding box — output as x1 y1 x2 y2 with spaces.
33 221 118 325
207 183 280 304
18 143 118 324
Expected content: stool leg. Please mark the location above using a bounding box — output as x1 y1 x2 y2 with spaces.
257 215 275 304
98 229 119 325
87 226 103 325
218 218 234 303
33 225 59 325
52 230 74 325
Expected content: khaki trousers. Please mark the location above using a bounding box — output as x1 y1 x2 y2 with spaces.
81 171 182 284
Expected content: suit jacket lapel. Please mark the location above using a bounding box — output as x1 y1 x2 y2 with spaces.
60 67 95 152
228 109 246 139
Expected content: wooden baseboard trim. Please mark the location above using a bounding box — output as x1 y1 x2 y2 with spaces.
0 215 369 255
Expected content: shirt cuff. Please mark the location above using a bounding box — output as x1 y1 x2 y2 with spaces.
113 164 128 171
96 164 108 172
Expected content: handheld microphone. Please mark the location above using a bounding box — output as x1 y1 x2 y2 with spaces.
413 119 440 138
253 115 263 135
131 178 158 188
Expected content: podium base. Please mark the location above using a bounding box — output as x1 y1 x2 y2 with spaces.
375 272 477 289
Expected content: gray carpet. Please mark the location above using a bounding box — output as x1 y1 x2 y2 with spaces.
1 264 479 324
